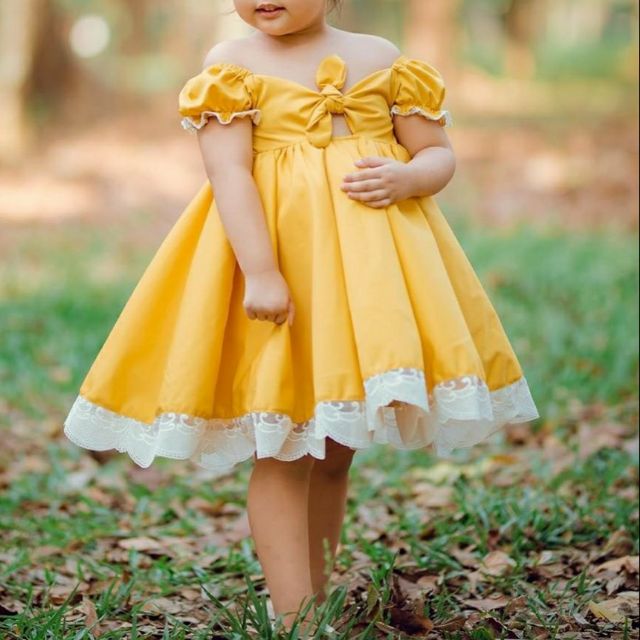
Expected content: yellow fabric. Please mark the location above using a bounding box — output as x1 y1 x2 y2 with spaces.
390 56 447 119
78 53 526 428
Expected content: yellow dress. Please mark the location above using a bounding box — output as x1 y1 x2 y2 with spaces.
63 53 539 474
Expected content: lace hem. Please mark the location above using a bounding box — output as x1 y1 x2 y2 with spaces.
390 105 453 127
63 368 539 475
180 109 262 133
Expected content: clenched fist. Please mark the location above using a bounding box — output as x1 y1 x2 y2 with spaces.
243 268 295 326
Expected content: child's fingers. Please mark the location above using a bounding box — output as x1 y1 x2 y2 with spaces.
343 168 383 182
341 178 383 192
348 189 389 203
273 311 288 325
355 156 391 168
363 198 393 209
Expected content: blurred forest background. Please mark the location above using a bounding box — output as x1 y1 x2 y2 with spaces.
0 2 638 637
0 0 637 227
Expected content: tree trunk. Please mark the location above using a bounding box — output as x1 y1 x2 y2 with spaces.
0 0 43 161
405 0 460 81
503 0 542 78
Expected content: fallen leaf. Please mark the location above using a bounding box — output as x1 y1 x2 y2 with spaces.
140 597 185 616
118 537 163 551
462 594 511 611
480 550 517 576
451 546 479 569
412 482 454 508
389 604 434 633
603 528 635 557
394 574 429 602
433 615 466 631
80 597 102 637
592 555 639 576
588 599 627 623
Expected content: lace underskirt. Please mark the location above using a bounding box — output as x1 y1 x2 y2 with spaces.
63 367 539 475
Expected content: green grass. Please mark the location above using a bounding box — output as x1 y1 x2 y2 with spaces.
0 216 638 638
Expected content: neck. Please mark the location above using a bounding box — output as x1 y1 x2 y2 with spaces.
258 19 332 47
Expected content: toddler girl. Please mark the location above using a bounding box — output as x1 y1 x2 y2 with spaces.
64 0 540 631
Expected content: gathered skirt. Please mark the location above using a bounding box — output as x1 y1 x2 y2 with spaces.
63 136 539 475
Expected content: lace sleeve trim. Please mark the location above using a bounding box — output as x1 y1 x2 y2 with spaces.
390 105 453 128
180 109 262 133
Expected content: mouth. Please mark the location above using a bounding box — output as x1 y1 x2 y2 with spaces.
256 3 285 16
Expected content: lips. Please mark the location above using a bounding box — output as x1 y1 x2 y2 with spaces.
256 3 285 15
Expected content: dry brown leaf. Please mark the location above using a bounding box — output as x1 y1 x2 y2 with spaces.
178 588 202 601
537 550 557 565
415 574 439 593
592 555 639 576
433 615 466 631
532 562 566 579
488 453 520 465
140 596 185 616
80 597 102 637
394 575 426 602
185 496 229 516
480 550 517 576
221 513 252 544
504 595 528 614
48 582 86 605
577 421 630 459
462 594 511 611
603 528 636 557
450 546 479 569
466 570 485 591
412 482 454 508
605 575 627 595
389 604 434 633
589 591 640 623
587 598 628 623
117 536 163 551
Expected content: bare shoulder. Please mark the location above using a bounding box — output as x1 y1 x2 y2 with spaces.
339 30 402 69
201 37 255 70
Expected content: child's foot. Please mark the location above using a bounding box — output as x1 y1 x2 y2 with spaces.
267 598 337 636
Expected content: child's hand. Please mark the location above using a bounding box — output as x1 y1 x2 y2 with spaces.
340 157 413 208
243 268 295 326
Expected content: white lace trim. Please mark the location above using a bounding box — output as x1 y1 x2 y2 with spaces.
63 368 539 475
390 105 453 127
180 109 262 133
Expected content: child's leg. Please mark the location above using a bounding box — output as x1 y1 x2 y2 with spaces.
247 454 317 628
307 439 356 601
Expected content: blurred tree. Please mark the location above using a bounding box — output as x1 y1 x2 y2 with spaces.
337 0 405 47
120 0 150 55
0 0 43 161
405 0 460 79
0 0 76 161
502 0 543 78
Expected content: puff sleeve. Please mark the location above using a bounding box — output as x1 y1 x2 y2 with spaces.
178 63 261 133
390 57 452 127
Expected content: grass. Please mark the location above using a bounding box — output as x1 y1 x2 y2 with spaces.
0 214 638 638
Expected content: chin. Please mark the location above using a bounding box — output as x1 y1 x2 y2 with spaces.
260 25 297 36
251 19 296 36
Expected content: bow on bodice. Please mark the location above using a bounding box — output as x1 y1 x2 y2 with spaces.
306 55 357 148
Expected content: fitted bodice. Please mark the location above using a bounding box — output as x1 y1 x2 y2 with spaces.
178 53 452 154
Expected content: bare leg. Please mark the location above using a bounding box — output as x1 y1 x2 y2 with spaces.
247 454 317 629
308 439 356 602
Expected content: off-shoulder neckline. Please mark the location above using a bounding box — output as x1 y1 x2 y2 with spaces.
202 53 411 96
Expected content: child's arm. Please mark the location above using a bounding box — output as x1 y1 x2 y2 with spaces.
195 101 295 326
341 119 456 207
